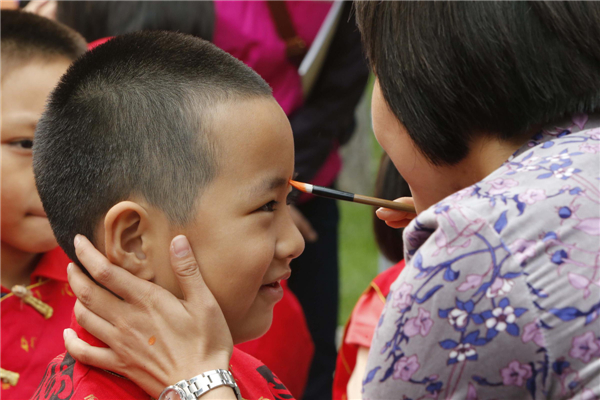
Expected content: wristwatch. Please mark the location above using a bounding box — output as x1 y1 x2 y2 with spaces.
158 369 242 400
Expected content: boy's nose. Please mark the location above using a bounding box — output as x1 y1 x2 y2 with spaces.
277 209 305 261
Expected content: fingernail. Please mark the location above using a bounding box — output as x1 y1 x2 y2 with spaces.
63 328 76 339
172 235 190 258
67 263 73 272
74 235 81 247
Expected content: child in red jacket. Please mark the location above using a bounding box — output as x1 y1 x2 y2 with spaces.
0 10 87 399
32 30 307 400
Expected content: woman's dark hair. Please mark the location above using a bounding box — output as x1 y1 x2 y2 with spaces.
373 154 411 263
355 1 600 165
56 1 214 43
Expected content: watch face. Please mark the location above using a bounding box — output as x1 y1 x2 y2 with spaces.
161 388 183 400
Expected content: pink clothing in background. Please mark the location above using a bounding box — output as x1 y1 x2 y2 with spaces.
213 1 332 116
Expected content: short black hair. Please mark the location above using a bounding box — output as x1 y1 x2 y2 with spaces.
34 31 272 266
355 1 600 165
1 9 87 76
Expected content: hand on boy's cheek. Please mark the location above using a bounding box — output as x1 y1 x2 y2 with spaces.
66 235 233 397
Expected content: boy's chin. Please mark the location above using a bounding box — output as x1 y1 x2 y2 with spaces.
231 314 274 345
4 229 58 255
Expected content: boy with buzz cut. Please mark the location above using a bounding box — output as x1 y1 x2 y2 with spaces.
1 10 87 399
32 30 305 400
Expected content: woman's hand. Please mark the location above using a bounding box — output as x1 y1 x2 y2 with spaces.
375 197 417 228
64 235 233 398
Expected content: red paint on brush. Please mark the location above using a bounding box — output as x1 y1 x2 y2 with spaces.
289 179 309 193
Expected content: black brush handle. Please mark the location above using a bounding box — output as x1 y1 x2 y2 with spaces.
311 186 355 202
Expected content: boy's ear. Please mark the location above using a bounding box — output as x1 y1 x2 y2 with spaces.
104 201 153 280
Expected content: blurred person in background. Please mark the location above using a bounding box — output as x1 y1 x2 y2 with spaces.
1 10 87 399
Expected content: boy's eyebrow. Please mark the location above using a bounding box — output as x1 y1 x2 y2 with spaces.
246 176 289 197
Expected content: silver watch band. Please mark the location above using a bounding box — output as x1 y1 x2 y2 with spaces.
178 369 240 400
160 369 242 400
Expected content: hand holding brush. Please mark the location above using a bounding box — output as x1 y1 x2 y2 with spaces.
289 180 417 228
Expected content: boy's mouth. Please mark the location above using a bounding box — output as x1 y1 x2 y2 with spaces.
260 270 291 290
262 281 281 289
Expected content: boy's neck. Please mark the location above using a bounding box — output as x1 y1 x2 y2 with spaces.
1 241 42 289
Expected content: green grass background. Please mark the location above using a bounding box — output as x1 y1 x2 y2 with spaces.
338 130 385 326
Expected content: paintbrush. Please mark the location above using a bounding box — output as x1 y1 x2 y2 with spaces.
289 180 416 213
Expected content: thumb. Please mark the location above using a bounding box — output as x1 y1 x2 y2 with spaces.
170 235 207 303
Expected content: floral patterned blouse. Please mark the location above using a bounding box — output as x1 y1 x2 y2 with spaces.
363 114 600 400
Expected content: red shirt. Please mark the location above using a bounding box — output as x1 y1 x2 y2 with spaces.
1 247 74 400
332 260 406 400
32 316 295 400
236 280 313 398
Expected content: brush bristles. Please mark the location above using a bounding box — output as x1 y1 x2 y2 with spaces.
289 180 313 194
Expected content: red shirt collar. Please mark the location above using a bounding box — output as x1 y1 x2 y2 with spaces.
1 247 72 293
31 247 72 283
70 310 108 349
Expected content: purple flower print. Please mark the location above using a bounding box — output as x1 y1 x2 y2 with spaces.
481 298 526 339
393 355 420 381
569 331 600 363
553 167 576 179
450 186 475 201
500 361 532 387
448 308 469 328
517 188 547 205
522 321 546 347
568 272 593 299
579 142 599 153
508 238 536 265
404 307 434 337
488 178 518 195
485 278 514 298
547 153 571 163
448 343 477 363
580 388 598 400
392 282 413 311
517 155 541 171
406 229 431 251
485 306 516 332
589 127 600 139
574 218 600 236
457 274 483 292
466 383 478 400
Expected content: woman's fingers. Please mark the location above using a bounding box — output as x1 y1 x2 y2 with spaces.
376 197 416 227
170 235 210 305
73 234 150 303
73 300 119 345
64 328 121 371
385 219 412 229
67 262 123 323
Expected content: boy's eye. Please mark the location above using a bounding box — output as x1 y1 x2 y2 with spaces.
258 200 278 212
9 139 34 150
256 191 299 213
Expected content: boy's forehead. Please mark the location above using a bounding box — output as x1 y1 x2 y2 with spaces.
243 176 290 196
